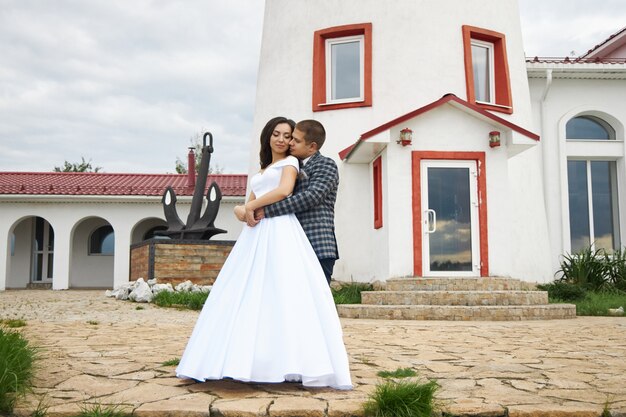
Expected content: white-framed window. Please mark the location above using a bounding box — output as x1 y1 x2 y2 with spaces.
89 225 114 255
470 39 494 104
567 159 620 253
325 35 364 104
566 115 616 140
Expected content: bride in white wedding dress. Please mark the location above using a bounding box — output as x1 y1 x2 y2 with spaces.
176 117 352 390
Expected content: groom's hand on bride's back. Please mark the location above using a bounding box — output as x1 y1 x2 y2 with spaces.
254 208 265 221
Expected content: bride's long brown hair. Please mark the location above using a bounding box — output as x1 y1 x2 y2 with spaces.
259 116 295 169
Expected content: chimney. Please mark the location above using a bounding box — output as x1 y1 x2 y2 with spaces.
187 147 196 188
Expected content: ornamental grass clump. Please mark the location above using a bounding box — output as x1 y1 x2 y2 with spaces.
556 246 610 291
363 378 439 417
605 248 626 292
0 326 38 413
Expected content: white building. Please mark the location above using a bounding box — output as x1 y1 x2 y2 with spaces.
2 2 625 290
0 172 246 290
250 0 626 283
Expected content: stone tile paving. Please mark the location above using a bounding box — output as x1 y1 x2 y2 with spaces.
1 290 625 417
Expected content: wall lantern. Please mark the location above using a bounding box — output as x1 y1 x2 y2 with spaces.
397 128 413 146
489 130 501 148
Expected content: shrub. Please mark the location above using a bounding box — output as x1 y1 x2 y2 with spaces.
537 281 587 301
152 291 209 310
0 327 38 413
556 247 610 291
332 282 373 305
363 379 439 417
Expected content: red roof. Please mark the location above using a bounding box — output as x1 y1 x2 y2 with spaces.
0 172 247 197
338 94 539 160
581 26 626 59
525 56 626 64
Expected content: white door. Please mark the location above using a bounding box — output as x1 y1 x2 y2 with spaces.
421 160 480 276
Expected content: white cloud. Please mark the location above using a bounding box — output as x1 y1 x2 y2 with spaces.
0 0 264 173
1 1 623 174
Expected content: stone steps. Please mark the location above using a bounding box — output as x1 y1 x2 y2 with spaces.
337 303 576 321
361 290 548 306
385 277 528 291
336 277 576 321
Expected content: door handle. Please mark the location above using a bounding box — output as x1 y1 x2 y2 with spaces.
425 209 437 233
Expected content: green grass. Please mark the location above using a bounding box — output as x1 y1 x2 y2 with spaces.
0 327 38 413
363 379 439 417
152 291 209 310
161 358 180 366
539 280 626 316
377 367 418 379
553 290 626 316
332 282 373 304
0 319 27 328
75 402 130 417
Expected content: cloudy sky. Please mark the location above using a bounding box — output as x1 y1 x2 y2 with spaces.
1 1 624 174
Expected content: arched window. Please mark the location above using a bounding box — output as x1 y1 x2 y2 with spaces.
89 225 114 255
566 116 615 140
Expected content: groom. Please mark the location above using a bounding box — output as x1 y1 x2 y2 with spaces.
252 119 339 285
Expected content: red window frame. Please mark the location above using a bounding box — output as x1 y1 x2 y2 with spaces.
373 156 382 229
312 23 372 112
462 25 513 114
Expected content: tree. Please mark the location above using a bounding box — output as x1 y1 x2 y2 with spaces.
175 132 223 174
54 157 102 172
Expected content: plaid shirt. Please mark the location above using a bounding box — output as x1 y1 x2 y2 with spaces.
264 152 339 260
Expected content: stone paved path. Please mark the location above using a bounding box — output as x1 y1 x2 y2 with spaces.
2 290 625 417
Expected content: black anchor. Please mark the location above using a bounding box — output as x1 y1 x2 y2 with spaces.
157 132 227 240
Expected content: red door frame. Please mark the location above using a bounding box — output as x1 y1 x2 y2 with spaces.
412 151 489 277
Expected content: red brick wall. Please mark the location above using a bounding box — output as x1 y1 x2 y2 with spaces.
130 241 234 286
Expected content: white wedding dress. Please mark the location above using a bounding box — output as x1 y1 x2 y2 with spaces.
176 156 352 389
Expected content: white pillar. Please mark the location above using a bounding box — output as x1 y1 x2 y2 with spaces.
113 226 131 289
52 224 72 290
0 222 9 291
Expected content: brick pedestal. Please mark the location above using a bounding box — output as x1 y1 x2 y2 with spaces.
130 239 235 286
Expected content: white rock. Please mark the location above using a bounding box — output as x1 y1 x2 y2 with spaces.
175 280 194 292
608 306 624 316
152 283 174 295
104 290 113 297
115 286 131 300
147 278 157 287
129 279 153 303
200 285 212 293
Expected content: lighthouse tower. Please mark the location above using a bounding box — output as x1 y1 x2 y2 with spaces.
250 0 552 283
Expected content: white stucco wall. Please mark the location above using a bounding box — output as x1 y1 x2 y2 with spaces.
0 196 244 290
251 0 545 281
528 73 626 273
